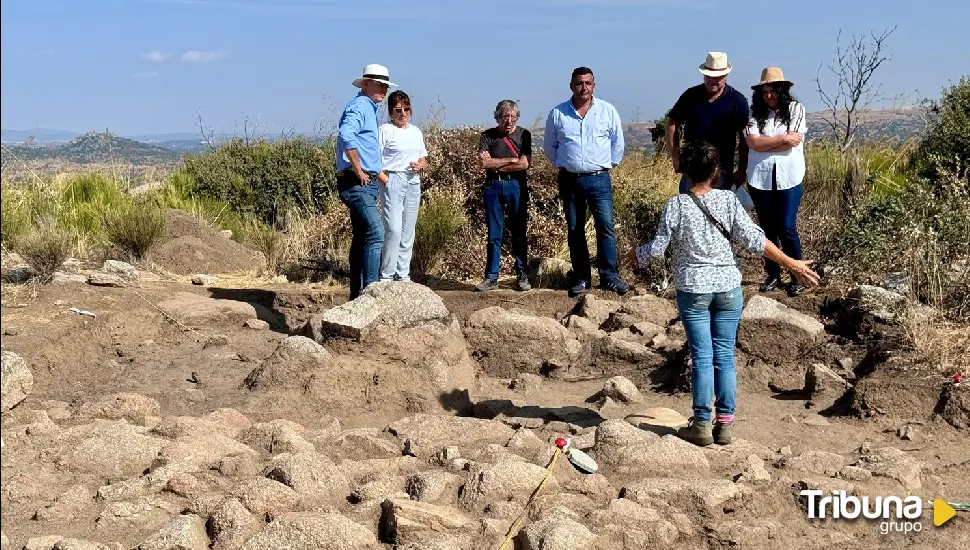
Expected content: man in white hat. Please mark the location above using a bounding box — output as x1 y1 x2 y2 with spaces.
665 52 750 194
337 63 397 299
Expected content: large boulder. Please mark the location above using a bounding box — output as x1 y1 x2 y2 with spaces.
244 336 333 391
465 307 578 377
239 512 379 550
737 295 825 364
317 281 450 340
2 350 33 411
848 285 907 324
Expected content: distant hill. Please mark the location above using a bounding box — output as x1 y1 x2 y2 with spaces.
1 131 180 165
623 106 928 153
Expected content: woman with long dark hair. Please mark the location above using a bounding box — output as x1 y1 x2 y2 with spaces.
744 67 809 296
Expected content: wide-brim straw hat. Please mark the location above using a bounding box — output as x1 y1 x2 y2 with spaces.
752 67 793 89
698 52 732 76
352 63 397 88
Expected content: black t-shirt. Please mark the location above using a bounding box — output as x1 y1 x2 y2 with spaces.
479 126 532 178
669 84 750 169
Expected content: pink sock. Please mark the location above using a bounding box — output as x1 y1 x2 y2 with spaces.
716 414 734 424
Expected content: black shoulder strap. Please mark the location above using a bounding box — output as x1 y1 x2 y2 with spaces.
686 192 732 242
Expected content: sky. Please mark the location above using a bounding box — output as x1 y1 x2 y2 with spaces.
1 0 967 136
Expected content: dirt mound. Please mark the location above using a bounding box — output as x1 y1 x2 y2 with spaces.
145 209 264 275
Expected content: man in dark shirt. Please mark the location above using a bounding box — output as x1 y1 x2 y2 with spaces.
476 99 532 291
666 52 750 194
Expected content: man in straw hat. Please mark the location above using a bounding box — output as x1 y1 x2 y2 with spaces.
337 64 396 299
665 52 750 194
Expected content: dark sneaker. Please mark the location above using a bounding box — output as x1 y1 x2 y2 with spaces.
713 420 734 445
760 275 781 292
516 273 532 291
677 417 714 447
568 279 590 298
599 278 630 296
786 281 807 296
475 278 499 292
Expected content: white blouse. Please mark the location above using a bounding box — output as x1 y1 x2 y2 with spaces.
379 123 428 173
744 102 807 191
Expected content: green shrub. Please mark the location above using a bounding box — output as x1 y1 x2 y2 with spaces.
102 201 167 260
918 76 970 183
412 191 469 276
182 137 336 226
1 180 36 248
14 219 73 282
829 78 970 317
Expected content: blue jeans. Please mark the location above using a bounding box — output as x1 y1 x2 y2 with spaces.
749 181 803 279
379 171 421 281
338 172 384 300
679 169 732 194
557 170 619 284
483 177 529 279
676 286 743 424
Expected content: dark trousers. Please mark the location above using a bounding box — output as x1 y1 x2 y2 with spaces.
557 169 619 284
337 171 384 299
749 166 803 279
483 177 529 279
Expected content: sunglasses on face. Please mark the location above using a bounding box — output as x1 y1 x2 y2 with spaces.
392 107 411 114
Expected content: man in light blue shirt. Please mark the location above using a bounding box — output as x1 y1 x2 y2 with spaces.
544 66 629 297
337 63 395 299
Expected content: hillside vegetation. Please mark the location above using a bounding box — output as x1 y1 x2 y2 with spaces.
2 80 968 319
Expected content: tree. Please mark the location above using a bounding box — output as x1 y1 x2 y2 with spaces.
814 27 897 155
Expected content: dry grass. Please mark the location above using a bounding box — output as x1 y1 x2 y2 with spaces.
903 306 970 376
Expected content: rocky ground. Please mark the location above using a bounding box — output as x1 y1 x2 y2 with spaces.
1 243 969 549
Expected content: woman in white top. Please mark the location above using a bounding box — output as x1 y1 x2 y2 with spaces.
376 90 428 281
744 67 809 296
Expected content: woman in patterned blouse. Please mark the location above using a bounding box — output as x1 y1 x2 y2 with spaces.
634 141 819 447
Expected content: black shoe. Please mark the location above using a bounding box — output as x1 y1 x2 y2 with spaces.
599 278 630 296
516 273 532 291
786 281 807 296
568 279 590 298
475 278 499 292
760 275 781 292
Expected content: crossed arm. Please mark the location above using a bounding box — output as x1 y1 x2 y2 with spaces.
478 152 530 171
746 132 803 153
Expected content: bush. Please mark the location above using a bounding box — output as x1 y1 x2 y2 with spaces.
828 78 970 318
918 76 970 183
14 219 73 282
102 201 167 260
412 191 470 277
182 137 336 227
153 170 248 241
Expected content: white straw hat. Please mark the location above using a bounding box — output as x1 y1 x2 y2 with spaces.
352 64 397 88
698 52 732 76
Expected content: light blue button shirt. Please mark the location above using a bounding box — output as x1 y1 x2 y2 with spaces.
543 97 624 173
337 93 381 173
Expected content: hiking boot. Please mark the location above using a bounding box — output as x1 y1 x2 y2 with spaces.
713 420 734 445
677 417 714 447
760 275 781 292
475 278 499 292
599 278 630 296
516 273 532 291
568 279 590 298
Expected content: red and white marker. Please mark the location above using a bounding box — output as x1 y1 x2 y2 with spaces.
555 437 599 474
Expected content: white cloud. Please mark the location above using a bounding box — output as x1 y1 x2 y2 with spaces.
142 50 170 62
133 71 160 79
180 50 229 63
